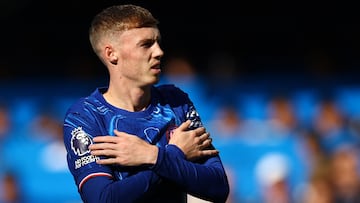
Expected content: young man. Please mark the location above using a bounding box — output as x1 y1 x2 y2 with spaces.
63 4 229 203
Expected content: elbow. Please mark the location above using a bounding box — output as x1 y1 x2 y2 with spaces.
213 176 230 203
220 183 230 203
201 180 230 203
214 183 230 203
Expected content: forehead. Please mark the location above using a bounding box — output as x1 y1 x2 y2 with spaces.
119 27 160 43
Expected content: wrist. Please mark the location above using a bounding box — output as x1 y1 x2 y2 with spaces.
146 145 159 165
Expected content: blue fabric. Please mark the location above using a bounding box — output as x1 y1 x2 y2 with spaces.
63 84 229 203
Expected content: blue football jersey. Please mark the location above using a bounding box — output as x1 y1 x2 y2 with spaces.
63 84 229 203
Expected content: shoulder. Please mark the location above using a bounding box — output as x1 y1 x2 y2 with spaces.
154 84 193 108
155 84 189 98
63 88 109 141
63 88 105 122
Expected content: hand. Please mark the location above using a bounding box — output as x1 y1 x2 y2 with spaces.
89 130 158 166
169 120 219 161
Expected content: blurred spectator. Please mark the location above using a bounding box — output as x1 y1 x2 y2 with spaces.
299 130 329 182
300 143 360 203
3 73 360 203
209 102 242 139
312 96 356 154
329 146 360 203
255 153 292 203
0 104 21 203
2 108 81 203
250 94 308 202
210 94 309 202
299 159 334 203
0 104 10 140
0 103 12 171
348 117 360 148
162 54 196 78
266 94 298 132
208 103 242 202
0 172 21 203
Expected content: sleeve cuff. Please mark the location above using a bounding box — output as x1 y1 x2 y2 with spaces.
150 144 185 172
165 144 186 158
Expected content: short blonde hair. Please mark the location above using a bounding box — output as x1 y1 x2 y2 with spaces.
89 4 159 55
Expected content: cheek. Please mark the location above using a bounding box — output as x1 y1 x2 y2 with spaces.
119 49 132 60
120 50 147 63
118 51 135 67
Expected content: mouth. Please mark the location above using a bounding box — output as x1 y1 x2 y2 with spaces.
150 63 161 74
151 63 161 69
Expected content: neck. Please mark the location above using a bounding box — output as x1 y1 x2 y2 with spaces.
104 81 152 112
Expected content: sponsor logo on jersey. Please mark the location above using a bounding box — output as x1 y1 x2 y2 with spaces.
71 127 100 169
70 127 93 156
74 154 99 169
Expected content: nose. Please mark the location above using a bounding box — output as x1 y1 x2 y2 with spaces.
153 42 164 59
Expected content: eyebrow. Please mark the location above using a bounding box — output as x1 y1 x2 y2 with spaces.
138 35 161 45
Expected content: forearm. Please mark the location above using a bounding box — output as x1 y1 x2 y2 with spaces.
151 145 229 202
80 170 160 203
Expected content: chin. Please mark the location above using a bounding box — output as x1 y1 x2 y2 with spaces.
144 79 159 87
151 76 160 84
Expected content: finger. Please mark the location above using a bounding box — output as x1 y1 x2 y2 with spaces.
93 135 118 143
177 120 192 131
90 149 115 157
113 129 126 137
114 130 138 140
200 149 219 157
88 143 102 150
198 132 210 143
89 142 116 150
199 137 212 149
193 126 206 135
96 157 118 165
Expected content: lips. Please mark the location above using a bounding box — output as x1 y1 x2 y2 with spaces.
151 63 161 69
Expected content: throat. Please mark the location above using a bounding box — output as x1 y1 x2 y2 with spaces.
103 90 151 112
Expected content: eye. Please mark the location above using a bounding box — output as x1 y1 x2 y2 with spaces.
141 39 155 48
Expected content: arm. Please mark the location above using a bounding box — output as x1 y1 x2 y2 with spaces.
64 112 161 203
156 84 230 201
89 121 230 202
153 121 229 202
154 145 229 202
90 120 216 165
80 170 160 203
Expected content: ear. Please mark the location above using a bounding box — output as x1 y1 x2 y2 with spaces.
105 45 118 65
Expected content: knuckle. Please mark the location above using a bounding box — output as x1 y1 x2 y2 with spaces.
189 130 196 137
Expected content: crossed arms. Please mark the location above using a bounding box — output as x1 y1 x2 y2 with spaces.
65 120 229 203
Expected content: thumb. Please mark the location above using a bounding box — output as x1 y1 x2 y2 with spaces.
113 130 134 139
113 129 124 137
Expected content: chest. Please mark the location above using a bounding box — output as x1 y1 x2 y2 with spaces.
104 105 182 146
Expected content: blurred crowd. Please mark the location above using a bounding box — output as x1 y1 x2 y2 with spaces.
161 55 360 203
1 55 360 203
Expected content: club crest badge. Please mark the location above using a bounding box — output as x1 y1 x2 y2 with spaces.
186 106 203 130
70 127 93 156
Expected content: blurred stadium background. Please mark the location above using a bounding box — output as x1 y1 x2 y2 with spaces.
1 1 360 203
